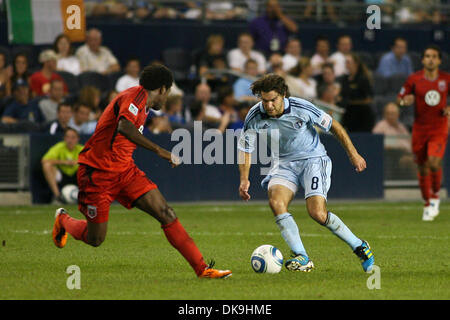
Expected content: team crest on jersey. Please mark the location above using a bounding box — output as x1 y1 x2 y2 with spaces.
424 90 441 107
438 80 446 92
87 205 97 219
128 103 139 116
294 120 303 129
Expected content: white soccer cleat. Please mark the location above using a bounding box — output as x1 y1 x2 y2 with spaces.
422 205 434 221
429 198 440 218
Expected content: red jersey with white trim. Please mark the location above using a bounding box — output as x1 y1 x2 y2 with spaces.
78 85 149 172
398 70 450 131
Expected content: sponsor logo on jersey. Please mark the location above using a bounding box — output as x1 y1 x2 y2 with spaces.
294 120 303 129
128 103 139 116
261 122 270 129
424 90 441 107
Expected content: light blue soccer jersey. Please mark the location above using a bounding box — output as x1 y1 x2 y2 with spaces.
238 97 333 162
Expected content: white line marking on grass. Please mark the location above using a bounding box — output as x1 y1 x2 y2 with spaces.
9 229 449 240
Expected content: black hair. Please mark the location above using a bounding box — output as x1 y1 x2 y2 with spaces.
139 63 173 91
422 44 442 59
251 74 290 98
57 102 72 112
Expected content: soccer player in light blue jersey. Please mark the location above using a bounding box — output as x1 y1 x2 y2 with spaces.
237 74 374 272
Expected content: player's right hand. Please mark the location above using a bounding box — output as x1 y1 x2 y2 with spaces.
239 180 251 201
170 154 181 168
401 94 415 106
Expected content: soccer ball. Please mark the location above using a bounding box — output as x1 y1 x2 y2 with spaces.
61 184 79 204
250 244 283 274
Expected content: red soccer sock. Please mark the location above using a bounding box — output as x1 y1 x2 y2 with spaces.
418 172 431 206
161 218 208 276
430 169 442 198
60 214 88 243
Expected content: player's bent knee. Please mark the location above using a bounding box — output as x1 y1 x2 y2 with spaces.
268 198 288 215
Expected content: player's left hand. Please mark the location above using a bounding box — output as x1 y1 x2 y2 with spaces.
350 153 367 173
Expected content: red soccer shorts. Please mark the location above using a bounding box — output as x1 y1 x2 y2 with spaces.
412 128 448 165
77 164 157 223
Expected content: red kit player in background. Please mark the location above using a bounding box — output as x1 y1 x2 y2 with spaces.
397 45 450 221
52 63 232 278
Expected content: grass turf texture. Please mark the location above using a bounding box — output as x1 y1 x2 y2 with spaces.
0 202 448 300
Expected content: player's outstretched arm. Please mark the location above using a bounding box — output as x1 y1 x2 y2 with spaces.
117 117 180 167
238 150 252 201
330 120 367 173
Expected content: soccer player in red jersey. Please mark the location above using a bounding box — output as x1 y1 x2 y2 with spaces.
52 64 231 278
397 45 450 221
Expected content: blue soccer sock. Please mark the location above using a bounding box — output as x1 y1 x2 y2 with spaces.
275 213 308 257
324 212 363 251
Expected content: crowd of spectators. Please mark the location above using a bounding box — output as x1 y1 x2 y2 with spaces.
78 0 448 25
0 0 448 142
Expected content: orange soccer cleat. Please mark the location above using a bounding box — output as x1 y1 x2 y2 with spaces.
52 208 68 248
198 260 232 279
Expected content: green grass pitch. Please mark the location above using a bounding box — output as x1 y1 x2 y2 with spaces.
0 201 448 300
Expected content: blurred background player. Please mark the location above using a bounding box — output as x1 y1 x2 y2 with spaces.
397 45 450 221
238 74 374 273
51 63 231 279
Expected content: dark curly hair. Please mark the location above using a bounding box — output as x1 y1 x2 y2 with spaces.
139 63 173 91
251 73 290 98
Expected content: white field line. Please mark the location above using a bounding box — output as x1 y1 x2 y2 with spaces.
7 229 449 240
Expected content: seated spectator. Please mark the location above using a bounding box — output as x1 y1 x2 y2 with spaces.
30 50 68 97
79 86 101 113
230 101 252 131
198 34 228 79
145 114 173 134
80 104 105 135
1 79 44 124
188 100 230 134
164 95 185 126
340 54 375 132
318 63 341 99
0 51 11 99
249 0 298 55
38 79 66 123
8 53 30 96
76 28 120 74
194 82 222 122
282 37 302 72
54 34 81 76
376 37 413 78
217 85 238 124
41 127 84 203
317 83 338 106
44 102 73 135
68 103 91 133
289 57 317 100
311 36 331 76
267 53 303 98
227 32 266 74
372 102 411 151
233 59 259 103
329 35 353 77
116 57 140 92
372 101 415 179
